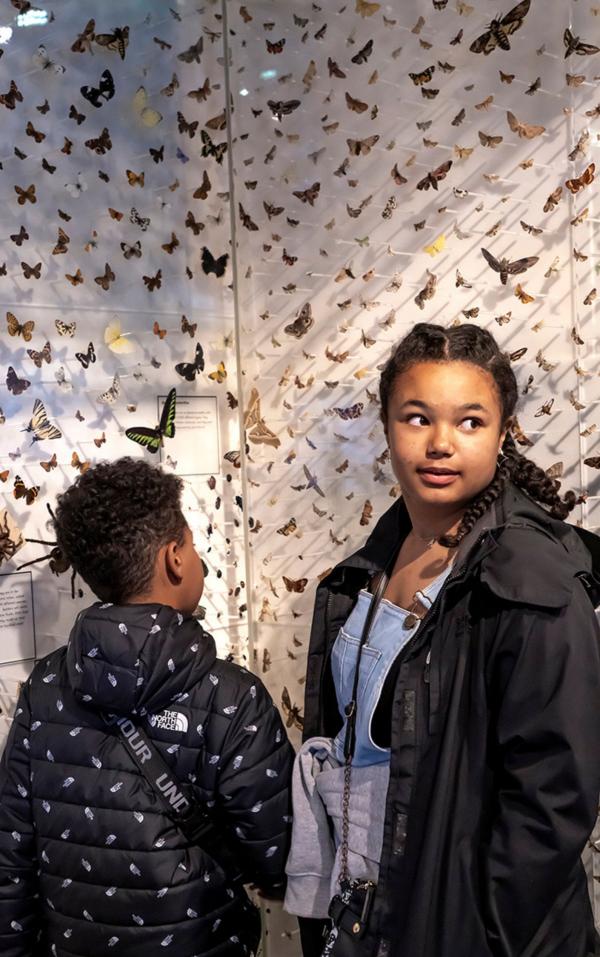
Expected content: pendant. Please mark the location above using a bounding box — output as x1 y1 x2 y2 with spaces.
403 612 420 629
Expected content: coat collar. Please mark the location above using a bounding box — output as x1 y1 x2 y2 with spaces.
321 482 600 611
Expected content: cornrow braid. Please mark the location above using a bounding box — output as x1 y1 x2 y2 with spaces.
380 322 577 548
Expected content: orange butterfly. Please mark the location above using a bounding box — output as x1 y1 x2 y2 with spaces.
40 453 57 472
71 451 90 473
565 163 595 194
108 207 124 221
126 169 144 187
153 320 167 339
26 120 45 143
515 283 535 304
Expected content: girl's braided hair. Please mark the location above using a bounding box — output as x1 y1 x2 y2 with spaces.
379 323 576 547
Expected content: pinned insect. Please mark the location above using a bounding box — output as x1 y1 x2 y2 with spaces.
17 503 82 598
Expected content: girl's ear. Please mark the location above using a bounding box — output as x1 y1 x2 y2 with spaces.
499 417 513 454
164 539 184 584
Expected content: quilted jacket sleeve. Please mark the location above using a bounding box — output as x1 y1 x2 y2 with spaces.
482 582 600 957
215 674 294 891
0 679 40 957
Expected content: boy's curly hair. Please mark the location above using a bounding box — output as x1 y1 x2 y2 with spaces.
53 457 186 603
379 323 576 547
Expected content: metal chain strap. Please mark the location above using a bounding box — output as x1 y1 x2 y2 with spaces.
339 756 352 884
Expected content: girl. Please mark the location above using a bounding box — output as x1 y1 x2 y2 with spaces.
285 323 600 957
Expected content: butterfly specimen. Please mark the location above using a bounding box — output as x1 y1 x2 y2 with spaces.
281 684 302 731
65 268 84 286
52 227 70 255
153 321 167 340
94 263 115 291
149 145 164 163
161 233 179 255
40 453 57 472
133 86 162 127
95 25 129 60
193 171 211 200
54 319 76 337
21 261 41 280
161 73 179 98
481 248 539 285
176 110 199 138
6 366 31 395
284 303 314 338
175 343 204 381
208 362 227 384
543 186 562 212
120 240 142 260
68 104 86 125
347 134 381 161
81 69 115 108
15 184 36 205
177 36 203 63
238 203 258 231
97 373 120 406
292 182 320 205
565 163 595 194
180 316 197 338
130 207 150 231
506 111 545 139
13 476 39 506
0 80 23 110
416 160 452 191
470 0 530 54
71 18 95 54
6 311 34 340
515 283 535 304
143 269 162 291
478 131 503 148
267 98 301 121
75 342 96 369
33 44 65 74
104 318 135 354
185 210 204 235
332 402 364 420
71 452 89 474
26 120 45 143
200 129 227 164
563 28 600 58
23 398 62 443
85 127 112 154
126 169 144 187
414 271 437 309
201 247 228 277
125 388 177 454
27 341 52 368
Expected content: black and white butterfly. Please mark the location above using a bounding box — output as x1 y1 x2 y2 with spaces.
470 0 530 55
22 398 62 443
175 343 204 381
80 69 115 108
75 341 96 369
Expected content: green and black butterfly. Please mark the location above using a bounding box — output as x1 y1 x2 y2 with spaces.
125 387 176 453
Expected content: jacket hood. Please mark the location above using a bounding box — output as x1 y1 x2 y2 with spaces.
325 482 600 610
66 601 217 716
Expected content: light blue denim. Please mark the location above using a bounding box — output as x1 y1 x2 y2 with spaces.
331 564 452 766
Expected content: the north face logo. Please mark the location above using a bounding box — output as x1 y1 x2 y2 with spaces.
152 710 188 733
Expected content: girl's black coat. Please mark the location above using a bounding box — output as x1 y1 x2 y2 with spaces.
0 603 294 957
303 483 600 957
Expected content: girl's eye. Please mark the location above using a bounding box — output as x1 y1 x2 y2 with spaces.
406 414 428 426
461 417 482 431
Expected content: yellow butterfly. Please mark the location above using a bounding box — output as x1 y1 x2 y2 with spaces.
104 318 135 354
132 86 163 128
208 362 227 384
424 233 446 257
356 0 380 15
126 169 145 187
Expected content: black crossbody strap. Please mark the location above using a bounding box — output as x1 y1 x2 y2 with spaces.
105 713 244 882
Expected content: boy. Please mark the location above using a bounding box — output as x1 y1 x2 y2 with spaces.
0 458 294 957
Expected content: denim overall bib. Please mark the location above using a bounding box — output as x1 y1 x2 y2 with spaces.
331 564 453 767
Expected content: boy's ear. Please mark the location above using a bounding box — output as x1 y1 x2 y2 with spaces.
164 538 184 584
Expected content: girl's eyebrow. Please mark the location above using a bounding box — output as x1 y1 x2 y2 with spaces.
399 399 489 413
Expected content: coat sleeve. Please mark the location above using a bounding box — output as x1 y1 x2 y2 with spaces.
482 582 600 956
0 679 41 957
215 674 295 890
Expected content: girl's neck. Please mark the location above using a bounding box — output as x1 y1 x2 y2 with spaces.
404 501 465 545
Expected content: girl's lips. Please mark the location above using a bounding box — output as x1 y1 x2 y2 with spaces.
418 468 459 486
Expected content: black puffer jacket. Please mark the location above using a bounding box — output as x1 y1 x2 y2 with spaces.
303 483 600 957
0 602 294 957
